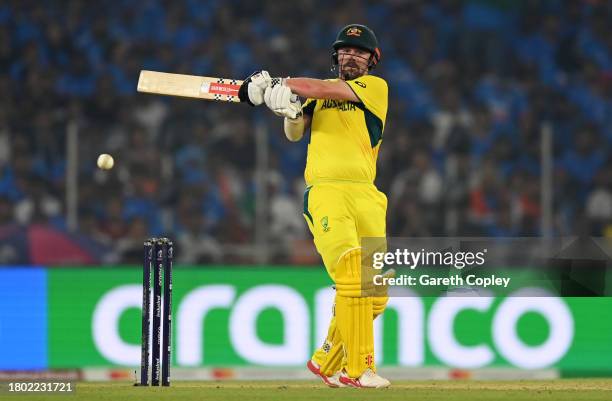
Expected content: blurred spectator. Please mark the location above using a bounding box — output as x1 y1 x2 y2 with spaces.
389 149 444 234
586 166 612 236
0 196 13 226
559 125 605 196
174 189 222 264
267 171 306 262
116 216 150 264
99 195 129 241
14 176 62 226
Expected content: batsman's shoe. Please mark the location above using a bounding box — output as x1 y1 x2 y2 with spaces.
306 360 346 388
339 369 390 388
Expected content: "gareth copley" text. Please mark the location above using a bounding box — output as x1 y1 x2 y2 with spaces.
374 274 511 288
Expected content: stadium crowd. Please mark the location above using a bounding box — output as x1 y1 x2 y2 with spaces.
1 0 612 264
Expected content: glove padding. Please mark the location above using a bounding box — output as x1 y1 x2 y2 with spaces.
264 85 302 119
238 70 271 106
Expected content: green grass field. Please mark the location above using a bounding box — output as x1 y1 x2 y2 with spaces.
6 379 612 401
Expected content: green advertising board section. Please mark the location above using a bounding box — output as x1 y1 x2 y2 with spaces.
48 267 330 368
48 267 612 372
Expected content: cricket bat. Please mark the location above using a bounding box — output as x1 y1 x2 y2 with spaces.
137 70 243 102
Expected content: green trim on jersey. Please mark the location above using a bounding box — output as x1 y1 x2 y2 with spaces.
303 100 317 116
355 103 383 147
303 186 314 224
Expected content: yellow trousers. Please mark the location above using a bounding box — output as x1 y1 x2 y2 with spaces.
303 182 387 377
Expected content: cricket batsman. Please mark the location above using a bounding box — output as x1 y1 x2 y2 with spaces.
239 24 390 388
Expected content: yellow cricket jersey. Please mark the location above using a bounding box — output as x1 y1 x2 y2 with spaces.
302 74 388 185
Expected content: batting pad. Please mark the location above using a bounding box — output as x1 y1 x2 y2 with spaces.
313 297 386 376
335 294 374 378
373 295 388 317
335 247 367 296
334 248 374 378
373 268 394 317
312 316 345 377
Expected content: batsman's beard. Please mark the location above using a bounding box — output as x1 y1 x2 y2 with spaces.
341 64 366 80
339 56 368 80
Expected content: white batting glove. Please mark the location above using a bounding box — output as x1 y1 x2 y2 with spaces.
264 85 302 119
246 71 272 106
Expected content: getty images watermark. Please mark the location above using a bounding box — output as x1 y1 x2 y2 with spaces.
371 247 511 289
362 237 612 297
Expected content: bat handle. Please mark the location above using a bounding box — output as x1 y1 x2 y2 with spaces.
290 94 299 103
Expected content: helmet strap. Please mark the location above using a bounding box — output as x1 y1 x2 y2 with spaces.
330 51 339 76
367 48 380 71
367 54 376 71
